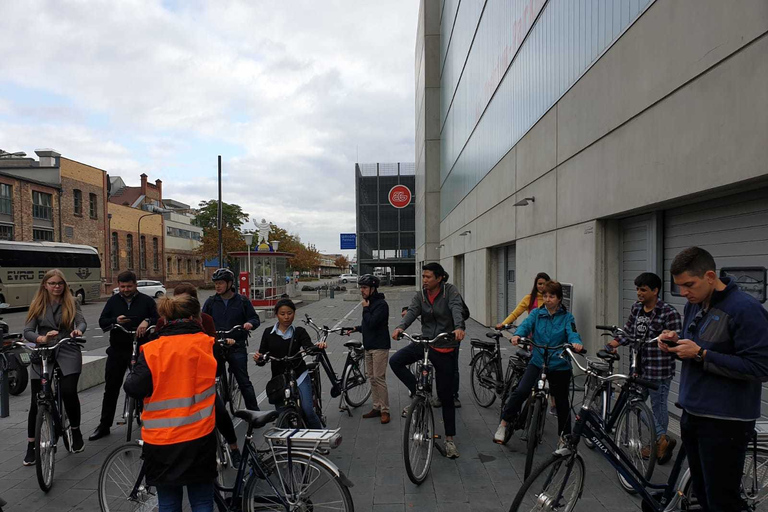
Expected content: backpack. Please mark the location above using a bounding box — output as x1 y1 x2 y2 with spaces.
461 298 470 321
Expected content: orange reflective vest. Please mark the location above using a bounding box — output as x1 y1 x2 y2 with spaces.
140 331 217 445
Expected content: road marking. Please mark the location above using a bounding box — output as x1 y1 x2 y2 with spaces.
93 335 103 338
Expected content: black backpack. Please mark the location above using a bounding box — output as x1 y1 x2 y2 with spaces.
461 298 470 321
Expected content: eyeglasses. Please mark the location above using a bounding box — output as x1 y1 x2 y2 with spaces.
46 281 65 287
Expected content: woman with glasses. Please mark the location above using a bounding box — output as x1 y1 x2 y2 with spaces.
22 269 87 465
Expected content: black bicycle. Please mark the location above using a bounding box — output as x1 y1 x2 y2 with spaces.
112 324 155 442
12 337 85 492
97 409 355 512
216 326 248 416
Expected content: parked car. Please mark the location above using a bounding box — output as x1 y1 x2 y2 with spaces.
338 273 358 284
113 280 166 298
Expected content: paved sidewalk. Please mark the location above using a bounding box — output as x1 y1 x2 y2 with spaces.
0 293 678 511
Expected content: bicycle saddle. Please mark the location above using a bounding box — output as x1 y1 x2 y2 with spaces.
485 331 503 339
596 349 620 362
343 340 363 349
471 338 495 349
234 409 280 428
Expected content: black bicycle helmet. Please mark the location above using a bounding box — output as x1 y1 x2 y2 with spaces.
212 268 235 282
358 274 380 287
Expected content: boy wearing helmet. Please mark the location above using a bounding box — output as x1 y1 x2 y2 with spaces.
202 268 261 411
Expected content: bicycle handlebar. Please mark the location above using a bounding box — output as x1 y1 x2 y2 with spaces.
14 337 86 352
396 331 453 344
215 325 247 337
303 315 350 336
110 323 156 336
255 345 320 365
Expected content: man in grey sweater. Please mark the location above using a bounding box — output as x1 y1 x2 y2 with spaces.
391 262 466 459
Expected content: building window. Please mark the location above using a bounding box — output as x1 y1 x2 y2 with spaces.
33 228 54 241
32 191 53 220
152 238 159 271
140 236 147 270
89 193 98 219
167 257 172 274
0 184 12 215
176 257 182 274
0 224 13 241
196 259 201 274
73 189 82 216
126 234 134 269
111 232 119 270
187 259 192 274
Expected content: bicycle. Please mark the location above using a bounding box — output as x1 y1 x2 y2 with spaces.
112 324 156 442
508 344 768 512
97 409 355 512
396 331 452 485
216 325 248 416
303 314 371 413
12 337 86 492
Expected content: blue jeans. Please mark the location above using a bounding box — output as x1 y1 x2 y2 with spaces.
156 483 213 512
227 349 259 411
297 376 323 429
648 377 672 438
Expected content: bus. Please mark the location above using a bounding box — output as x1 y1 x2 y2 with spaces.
0 241 102 308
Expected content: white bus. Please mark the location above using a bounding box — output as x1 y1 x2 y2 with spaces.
0 241 102 308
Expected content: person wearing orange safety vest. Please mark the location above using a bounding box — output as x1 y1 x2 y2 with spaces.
125 294 218 512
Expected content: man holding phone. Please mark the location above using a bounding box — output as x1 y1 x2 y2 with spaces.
90 271 159 441
606 272 681 463
659 247 768 511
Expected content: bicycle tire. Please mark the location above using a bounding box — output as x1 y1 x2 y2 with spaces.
97 442 156 512
524 398 544 479
403 396 435 485
342 356 371 408
242 450 355 512
125 397 136 443
229 372 243 416
470 351 498 408
215 429 230 487
8 366 28 395
35 406 56 492
509 452 585 512
614 400 657 494
276 408 307 429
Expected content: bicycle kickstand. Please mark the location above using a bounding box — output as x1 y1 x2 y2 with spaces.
338 395 352 417
434 435 446 457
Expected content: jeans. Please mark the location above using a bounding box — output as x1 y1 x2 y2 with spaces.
226 349 259 411
648 377 672 438
681 411 754 512
390 343 457 436
156 482 214 512
297 376 323 429
365 349 390 413
501 364 572 435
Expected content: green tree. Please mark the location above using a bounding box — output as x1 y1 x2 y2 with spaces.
193 200 249 230
197 226 244 269
334 255 350 272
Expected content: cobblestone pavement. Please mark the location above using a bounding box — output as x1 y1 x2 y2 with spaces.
0 291 681 511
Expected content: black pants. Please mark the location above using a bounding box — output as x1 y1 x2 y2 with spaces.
215 394 237 445
681 411 754 512
390 343 457 436
452 346 460 399
98 347 132 428
28 374 81 438
501 364 572 435
227 348 259 411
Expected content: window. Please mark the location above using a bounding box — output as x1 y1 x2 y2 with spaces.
33 228 54 241
139 236 147 270
126 234 134 269
152 238 159 270
196 259 201 274
0 224 13 241
187 259 192 273
167 257 172 274
73 189 82 216
176 257 182 274
89 193 98 219
111 232 119 270
32 191 53 220
0 184 12 215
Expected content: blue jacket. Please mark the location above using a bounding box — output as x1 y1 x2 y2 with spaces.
516 305 581 372
679 277 768 421
202 292 260 349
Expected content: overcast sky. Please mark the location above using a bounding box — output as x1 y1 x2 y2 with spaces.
0 0 418 257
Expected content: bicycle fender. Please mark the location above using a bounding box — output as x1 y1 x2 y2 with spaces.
287 449 354 487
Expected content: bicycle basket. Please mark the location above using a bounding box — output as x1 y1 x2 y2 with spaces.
265 374 289 405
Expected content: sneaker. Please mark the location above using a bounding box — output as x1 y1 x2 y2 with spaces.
230 448 242 468
493 423 506 444
431 398 442 408
445 440 460 459
71 429 85 453
402 406 410 418
23 443 35 466
454 398 461 408
549 406 557 416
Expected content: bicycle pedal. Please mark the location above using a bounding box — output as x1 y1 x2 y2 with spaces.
116 419 127 425
433 435 442 440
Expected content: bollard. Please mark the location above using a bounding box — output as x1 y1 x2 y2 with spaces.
0 368 9 418
330 287 335 299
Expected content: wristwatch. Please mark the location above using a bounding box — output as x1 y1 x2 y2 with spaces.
694 347 705 363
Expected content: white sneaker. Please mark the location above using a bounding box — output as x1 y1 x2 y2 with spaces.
445 440 460 459
493 423 506 444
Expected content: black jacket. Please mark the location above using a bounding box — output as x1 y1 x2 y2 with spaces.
99 292 159 352
202 292 260 349
258 325 314 379
124 320 217 486
356 292 390 350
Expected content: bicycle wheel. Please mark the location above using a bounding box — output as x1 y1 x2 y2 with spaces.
242 450 354 512
524 398 544 479
98 442 157 512
125 397 136 443
229 372 243 415
215 429 230 487
403 396 435 485
509 452 585 512
35 406 56 492
342 355 371 408
614 400 657 494
470 351 498 408
276 408 307 429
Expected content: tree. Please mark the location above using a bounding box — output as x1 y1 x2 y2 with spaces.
193 200 249 230
268 223 302 255
290 244 321 273
197 226 244 269
334 255 350 272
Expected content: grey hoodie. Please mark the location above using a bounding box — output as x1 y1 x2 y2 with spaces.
397 282 465 349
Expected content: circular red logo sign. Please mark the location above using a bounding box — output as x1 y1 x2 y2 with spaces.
388 185 412 209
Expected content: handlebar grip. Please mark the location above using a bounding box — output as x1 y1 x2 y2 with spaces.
633 377 660 391
595 325 616 331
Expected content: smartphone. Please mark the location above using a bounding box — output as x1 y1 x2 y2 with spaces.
659 338 678 348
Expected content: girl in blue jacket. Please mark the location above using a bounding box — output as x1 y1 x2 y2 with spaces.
493 280 583 444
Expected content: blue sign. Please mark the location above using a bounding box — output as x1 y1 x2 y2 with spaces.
340 233 357 250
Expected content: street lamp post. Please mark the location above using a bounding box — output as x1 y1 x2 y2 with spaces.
243 232 254 300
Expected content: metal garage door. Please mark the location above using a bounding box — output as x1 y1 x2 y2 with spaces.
663 188 768 417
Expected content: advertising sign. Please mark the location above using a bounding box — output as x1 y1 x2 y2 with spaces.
340 233 357 250
388 185 412 209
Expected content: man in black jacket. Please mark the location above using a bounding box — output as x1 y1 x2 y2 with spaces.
90 271 159 441
352 274 391 424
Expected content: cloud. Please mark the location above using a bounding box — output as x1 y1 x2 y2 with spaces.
0 0 418 254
